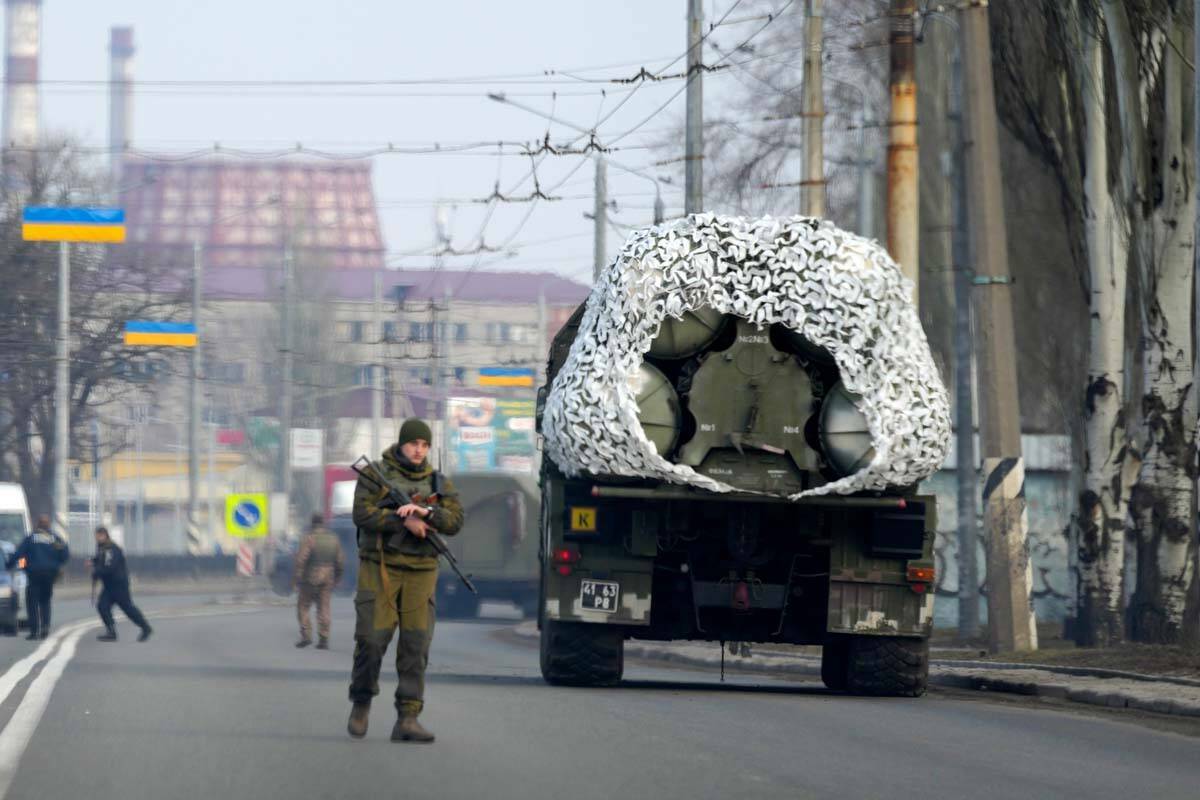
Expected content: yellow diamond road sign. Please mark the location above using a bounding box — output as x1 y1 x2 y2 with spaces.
225 493 269 538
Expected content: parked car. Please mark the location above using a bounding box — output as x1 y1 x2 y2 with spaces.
0 483 32 635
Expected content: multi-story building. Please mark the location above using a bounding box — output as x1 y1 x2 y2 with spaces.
81 159 588 553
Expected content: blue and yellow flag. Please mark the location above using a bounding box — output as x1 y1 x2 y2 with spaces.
478 367 535 387
124 321 197 348
22 206 126 243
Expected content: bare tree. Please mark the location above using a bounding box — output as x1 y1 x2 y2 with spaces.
0 142 185 517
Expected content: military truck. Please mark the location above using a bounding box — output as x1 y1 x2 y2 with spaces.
432 472 540 618
536 293 939 696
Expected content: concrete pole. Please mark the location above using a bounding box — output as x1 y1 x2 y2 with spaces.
654 187 665 225
536 287 547 385
960 5 1035 653
886 0 919 304
91 417 104 529
135 408 144 553
950 41 980 641
372 269 383 456
593 155 607 283
54 241 69 541
206 419 215 549
187 241 202 554
443 286 454 416
280 247 294 508
802 0 825 217
857 106 875 240
685 0 704 214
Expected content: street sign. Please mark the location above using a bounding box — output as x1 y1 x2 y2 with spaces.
124 321 198 347
290 428 323 470
225 493 269 538
478 367 535 387
22 206 126 243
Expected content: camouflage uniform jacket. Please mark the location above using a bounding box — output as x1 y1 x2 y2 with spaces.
293 526 345 586
352 444 465 569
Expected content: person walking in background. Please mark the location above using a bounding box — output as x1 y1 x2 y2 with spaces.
294 513 345 650
91 526 152 642
5 514 69 640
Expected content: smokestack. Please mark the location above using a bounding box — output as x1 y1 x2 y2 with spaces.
109 25 134 193
2 0 41 179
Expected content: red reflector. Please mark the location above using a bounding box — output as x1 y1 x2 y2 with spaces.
552 547 580 564
911 583 927 594
590 486 600 497
732 581 751 611
556 565 573 577
907 565 935 583
898 498 907 510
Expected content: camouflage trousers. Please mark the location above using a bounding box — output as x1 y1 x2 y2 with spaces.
297 581 333 641
347 559 438 716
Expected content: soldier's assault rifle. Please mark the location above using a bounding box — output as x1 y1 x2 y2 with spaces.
351 456 478 595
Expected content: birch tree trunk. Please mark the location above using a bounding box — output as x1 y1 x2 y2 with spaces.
1076 25 1135 647
1124 13 1199 645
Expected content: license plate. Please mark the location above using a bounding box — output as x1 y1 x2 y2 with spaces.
580 579 619 613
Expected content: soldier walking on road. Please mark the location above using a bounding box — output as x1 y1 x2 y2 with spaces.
91 527 153 642
346 418 465 743
294 513 345 649
5 514 69 640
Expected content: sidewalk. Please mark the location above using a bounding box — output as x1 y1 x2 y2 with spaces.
513 622 1200 718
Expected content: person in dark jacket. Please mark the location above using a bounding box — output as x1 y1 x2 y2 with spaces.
91 527 152 642
5 514 69 640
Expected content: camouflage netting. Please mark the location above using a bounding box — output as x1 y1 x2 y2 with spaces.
542 214 951 499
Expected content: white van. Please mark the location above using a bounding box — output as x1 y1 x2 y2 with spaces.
0 482 31 635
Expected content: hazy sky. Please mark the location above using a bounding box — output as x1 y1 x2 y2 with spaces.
34 0 764 285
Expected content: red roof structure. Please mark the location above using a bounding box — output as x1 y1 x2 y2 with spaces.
119 159 385 270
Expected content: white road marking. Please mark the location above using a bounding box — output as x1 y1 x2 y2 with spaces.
0 623 90 799
0 604 265 800
0 620 95 709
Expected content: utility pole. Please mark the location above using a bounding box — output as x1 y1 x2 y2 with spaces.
960 5 1035 653
372 269 383 457
536 287 547 386
187 241 202 554
949 41 980 641
280 246 294 509
685 0 704 214
594 155 607 282
857 106 875 240
802 0 825 217
886 0 919 302
54 241 69 540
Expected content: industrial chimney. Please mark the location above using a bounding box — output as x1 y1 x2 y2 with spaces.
2 0 41 180
109 25 134 193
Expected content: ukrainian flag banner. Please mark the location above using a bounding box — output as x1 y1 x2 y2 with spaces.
124 321 198 348
478 367 535 387
22 206 126 243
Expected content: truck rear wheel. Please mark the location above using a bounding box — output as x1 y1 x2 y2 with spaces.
539 620 624 686
844 635 928 697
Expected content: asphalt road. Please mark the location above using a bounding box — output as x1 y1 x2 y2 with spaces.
0 596 1198 800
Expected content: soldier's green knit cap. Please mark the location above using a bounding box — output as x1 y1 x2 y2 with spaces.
398 418 433 446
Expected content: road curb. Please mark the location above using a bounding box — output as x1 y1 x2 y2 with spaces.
513 623 1200 718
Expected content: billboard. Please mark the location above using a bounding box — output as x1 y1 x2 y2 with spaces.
447 396 536 474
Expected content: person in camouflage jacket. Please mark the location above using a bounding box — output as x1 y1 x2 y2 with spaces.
346 418 464 743
293 513 346 649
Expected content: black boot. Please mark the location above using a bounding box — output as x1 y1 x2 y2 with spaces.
25 631 39 641
316 637 329 650
138 626 152 642
97 628 118 642
295 637 312 648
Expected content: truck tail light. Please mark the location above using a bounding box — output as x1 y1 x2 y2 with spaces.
907 565 934 592
907 565 935 582
552 546 580 576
